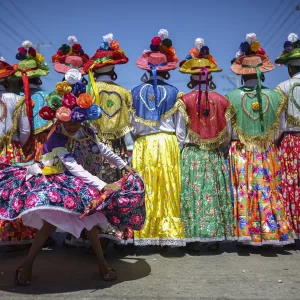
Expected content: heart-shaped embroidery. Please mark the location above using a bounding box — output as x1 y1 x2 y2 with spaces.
289 82 300 111
241 92 270 121
140 84 167 111
198 100 217 126
99 90 122 118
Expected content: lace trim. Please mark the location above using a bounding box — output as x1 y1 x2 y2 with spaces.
286 114 300 127
0 240 33 246
131 92 187 127
188 126 229 150
232 89 287 151
0 97 25 152
133 238 186 246
184 236 237 243
237 237 295 246
225 104 235 121
91 123 133 140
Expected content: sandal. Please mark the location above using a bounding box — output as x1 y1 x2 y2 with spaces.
15 265 31 286
99 265 117 281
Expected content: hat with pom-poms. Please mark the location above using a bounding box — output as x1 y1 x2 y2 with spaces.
136 29 178 72
52 36 90 74
0 55 15 79
230 33 274 75
83 33 128 74
14 40 49 78
39 69 102 123
179 37 222 74
275 33 300 66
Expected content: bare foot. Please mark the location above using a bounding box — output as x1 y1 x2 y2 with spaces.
99 263 117 281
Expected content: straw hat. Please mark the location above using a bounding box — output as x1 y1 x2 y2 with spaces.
275 33 300 65
0 58 15 79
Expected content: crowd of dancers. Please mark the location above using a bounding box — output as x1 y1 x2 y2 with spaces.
0 29 300 285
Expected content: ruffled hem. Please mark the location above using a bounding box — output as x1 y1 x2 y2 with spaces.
0 240 33 246
237 236 295 247
133 238 186 246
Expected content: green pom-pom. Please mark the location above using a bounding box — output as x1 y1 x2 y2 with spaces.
47 92 62 110
162 39 172 48
60 44 71 55
293 40 300 49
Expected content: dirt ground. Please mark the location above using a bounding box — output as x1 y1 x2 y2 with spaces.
0 234 300 300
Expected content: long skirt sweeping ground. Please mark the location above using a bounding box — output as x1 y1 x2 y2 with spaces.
279 134 300 239
180 145 236 242
132 132 185 246
228 141 294 246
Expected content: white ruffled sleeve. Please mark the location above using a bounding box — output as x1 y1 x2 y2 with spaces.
18 100 31 147
173 110 187 150
57 151 107 191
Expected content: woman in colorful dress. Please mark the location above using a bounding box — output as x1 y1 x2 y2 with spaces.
275 33 300 240
226 33 294 246
131 29 187 247
0 56 36 246
84 33 131 184
14 40 53 162
0 73 145 285
179 38 236 251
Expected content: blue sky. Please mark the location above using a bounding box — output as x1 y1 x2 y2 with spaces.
1 0 300 94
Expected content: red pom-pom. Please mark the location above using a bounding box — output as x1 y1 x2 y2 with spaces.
81 54 90 60
179 60 186 67
18 47 27 56
72 44 82 53
57 49 63 56
151 36 162 46
39 106 56 120
256 48 266 55
28 47 36 57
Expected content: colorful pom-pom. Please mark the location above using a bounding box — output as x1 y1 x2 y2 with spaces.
195 38 205 50
293 40 300 48
47 93 62 110
18 47 27 56
71 106 87 122
62 93 77 109
76 93 93 109
151 37 162 46
72 44 82 53
250 40 260 52
256 48 266 55
235 50 244 58
288 33 298 43
56 106 72 122
162 39 172 48
22 40 33 49
16 53 26 60
60 44 71 55
110 41 119 51
100 42 110 50
68 36 78 45
65 69 82 85
28 47 36 57
150 44 160 51
87 104 102 120
158 29 168 41
179 60 186 67
239 42 250 54
190 47 200 58
185 54 192 60
72 82 86 97
39 106 56 120
245 33 257 44
103 33 114 43
200 46 209 56
35 53 44 64
56 81 72 96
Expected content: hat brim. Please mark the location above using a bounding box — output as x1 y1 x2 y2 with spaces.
0 62 15 79
54 63 86 75
14 69 49 78
84 59 128 73
275 49 300 64
231 54 275 75
136 55 178 72
179 58 222 74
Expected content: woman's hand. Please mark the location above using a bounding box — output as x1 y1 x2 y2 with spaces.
103 183 122 192
124 165 137 174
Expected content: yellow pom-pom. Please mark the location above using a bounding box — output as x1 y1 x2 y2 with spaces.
250 41 260 52
252 102 260 111
56 81 72 96
35 53 44 64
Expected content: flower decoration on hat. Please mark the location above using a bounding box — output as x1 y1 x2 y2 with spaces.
39 69 102 123
148 29 178 63
275 33 300 66
52 36 89 63
179 38 217 67
231 33 266 64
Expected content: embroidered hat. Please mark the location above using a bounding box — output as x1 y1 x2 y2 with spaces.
136 29 178 72
14 40 50 78
0 57 15 79
275 33 300 66
39 69 102 123
179 37 222 74
83 33 128 74
230 33 274 75
52 36 89 74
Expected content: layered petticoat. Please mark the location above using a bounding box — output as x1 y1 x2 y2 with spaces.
180 145 236 242
279 134 300 239
0 164 145 238
228 141 295 246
